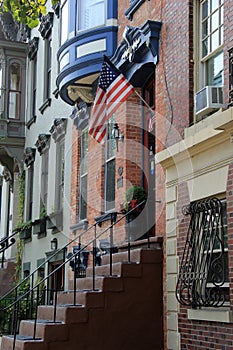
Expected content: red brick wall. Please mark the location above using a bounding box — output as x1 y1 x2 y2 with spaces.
227 163 233 309
224 0 233 103
176 164 233 349
70 126 80 226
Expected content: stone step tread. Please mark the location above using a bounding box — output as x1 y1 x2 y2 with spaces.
85 261 140 277
101 248 159 265
19 319 69 342
1 335 45 350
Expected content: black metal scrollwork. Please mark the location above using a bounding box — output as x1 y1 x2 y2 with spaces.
0 230 19 268
176 198 226 308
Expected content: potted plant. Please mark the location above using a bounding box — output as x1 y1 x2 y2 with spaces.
120 185 147 220
120 185 147 241
18 221 32 239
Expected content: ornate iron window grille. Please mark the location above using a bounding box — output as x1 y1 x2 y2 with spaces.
176 198 227 308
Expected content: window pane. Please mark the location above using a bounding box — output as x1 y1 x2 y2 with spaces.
46 38 52 98
80 174 87 220
107 116 116 159
202 39 208 57
202 1 209 20
220 6 223 24
61 0 69 45
32 57 37 116
10 63 20 90
211 30 219 51
79 0 105 30
206 51 223 85
57 141 65 210
79 130 88 220
41 151 49 207
81 130 88 175
9 91 20 119
105 159 115 211
202 19 208 38
212 0 219 12
28 165 34 221
211 9 219 31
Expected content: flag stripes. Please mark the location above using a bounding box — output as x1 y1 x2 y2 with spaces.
89 56 134 144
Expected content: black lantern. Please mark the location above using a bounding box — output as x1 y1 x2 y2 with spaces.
50 237 58 251
112 123 124 151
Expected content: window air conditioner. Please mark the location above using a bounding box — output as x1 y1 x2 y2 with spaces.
195 86 224 117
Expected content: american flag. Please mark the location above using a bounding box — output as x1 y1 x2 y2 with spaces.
88 56 134 144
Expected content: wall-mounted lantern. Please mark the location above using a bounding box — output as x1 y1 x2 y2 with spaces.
112 123 124 151
50 237 58 251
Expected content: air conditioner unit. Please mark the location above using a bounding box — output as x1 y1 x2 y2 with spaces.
195 86 224 117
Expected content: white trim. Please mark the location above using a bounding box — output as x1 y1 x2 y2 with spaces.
188 308 233 323
76 39 106 58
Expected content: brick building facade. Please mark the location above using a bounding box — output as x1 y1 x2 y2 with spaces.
0 0 232 349
156 0 233 348
66 0 233 348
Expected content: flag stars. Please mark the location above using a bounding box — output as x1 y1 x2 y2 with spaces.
99 62 118 91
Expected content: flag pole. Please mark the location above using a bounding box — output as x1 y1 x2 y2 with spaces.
132 89 155 117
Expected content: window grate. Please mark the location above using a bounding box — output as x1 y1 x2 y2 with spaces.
176 198 227 308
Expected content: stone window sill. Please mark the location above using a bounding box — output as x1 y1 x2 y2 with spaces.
39 98 51 114
188 307 233 323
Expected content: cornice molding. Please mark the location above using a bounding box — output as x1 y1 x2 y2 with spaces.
24 147 36 167
27 37 39 60
38 12 54 39
156 108 233 169
112 20 162 86
35 134 51 155
50 118 67 142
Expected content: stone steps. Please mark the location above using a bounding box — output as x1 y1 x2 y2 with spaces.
1 248 163 350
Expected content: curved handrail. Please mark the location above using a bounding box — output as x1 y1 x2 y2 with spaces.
0 229 20 254
0 200 148 348
0 200 146 310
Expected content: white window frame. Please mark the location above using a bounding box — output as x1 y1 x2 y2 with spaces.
199 0 224 88
60 0 69 45
8 61 21 120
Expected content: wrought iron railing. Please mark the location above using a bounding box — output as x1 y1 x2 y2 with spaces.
0 200 149 349
0 229 20 268
176 197 227 308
